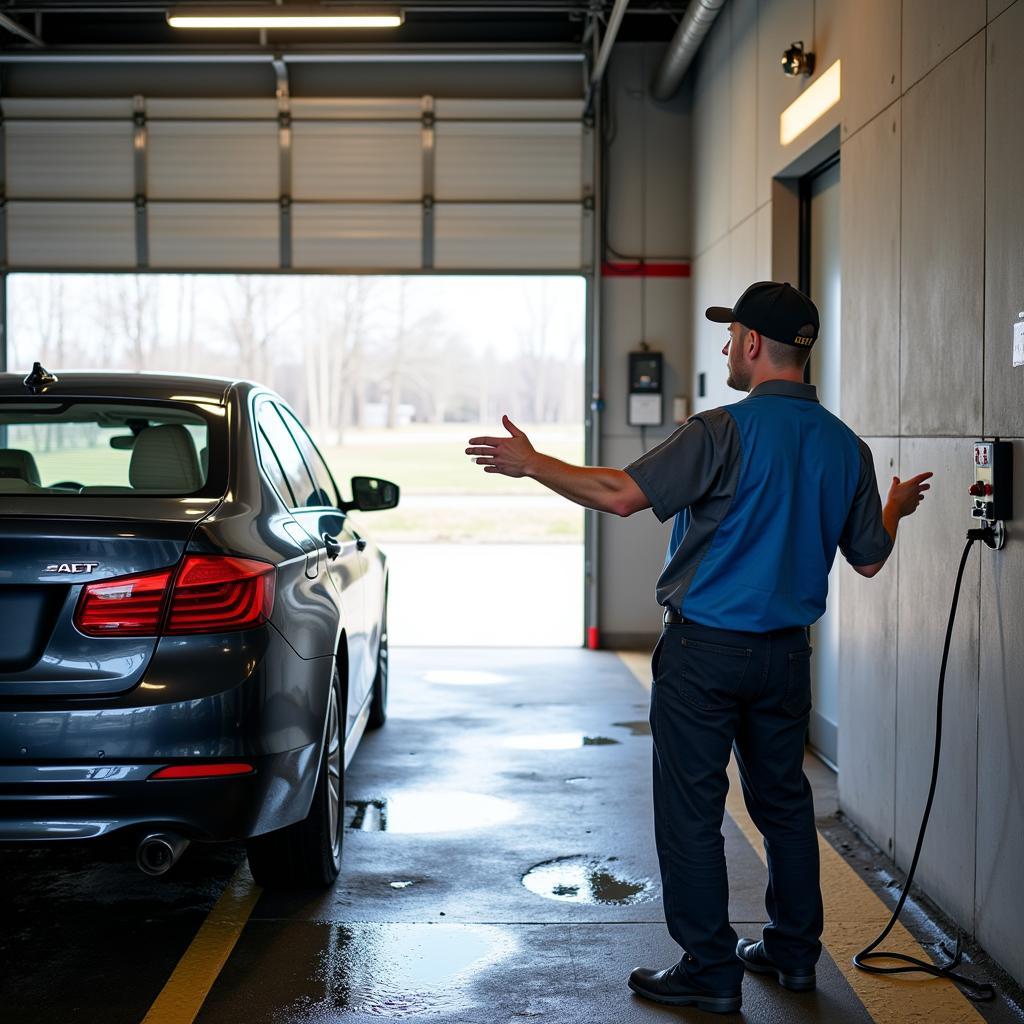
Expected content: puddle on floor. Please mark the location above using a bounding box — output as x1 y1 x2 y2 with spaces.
346 791 517 834
423 670 510 686
564 777 590 785
522 855 656 906
389 880 414 890
502 732 620 750
612 720 652 736
264 923 517 1021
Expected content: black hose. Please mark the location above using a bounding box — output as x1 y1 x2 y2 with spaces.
852 534 995 1001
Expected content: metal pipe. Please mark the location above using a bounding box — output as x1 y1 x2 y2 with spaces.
589 0 630 86
0 12 44 45
136 832 190 876
650 0 725 101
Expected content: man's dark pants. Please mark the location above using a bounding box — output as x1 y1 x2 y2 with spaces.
649 619 824 989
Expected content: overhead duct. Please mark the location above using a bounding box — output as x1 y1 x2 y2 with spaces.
650 0 726 101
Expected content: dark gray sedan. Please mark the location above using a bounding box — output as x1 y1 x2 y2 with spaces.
0 366 397 887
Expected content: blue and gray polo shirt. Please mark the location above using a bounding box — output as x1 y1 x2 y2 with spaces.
624 380 893 632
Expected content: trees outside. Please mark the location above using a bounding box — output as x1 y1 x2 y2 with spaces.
8 273 585 431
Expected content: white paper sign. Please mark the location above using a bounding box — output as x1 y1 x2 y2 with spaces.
1015 318 1024 368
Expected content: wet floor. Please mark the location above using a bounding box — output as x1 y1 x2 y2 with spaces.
5 647 1021 1024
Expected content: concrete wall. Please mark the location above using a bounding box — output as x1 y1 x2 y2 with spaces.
598 44 692 648
687 0 1024 986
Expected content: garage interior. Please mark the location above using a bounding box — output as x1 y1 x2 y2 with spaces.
2 1 1024 1022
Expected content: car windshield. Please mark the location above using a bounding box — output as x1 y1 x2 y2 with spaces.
0 399 219 496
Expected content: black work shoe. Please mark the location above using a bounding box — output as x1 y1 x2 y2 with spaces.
628 962 742 1014
736 938 816 992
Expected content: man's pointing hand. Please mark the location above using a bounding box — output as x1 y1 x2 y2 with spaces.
466 415 537 478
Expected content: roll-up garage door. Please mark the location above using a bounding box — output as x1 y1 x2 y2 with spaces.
1 94 591 273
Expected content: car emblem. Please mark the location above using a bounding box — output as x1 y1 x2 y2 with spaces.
45 562 100 573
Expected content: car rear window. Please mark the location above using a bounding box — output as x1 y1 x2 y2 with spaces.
0 399 222 497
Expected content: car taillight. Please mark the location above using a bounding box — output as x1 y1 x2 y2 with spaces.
74 566 174 636
165 555 275 635
73 556 275 637
148 762 255 780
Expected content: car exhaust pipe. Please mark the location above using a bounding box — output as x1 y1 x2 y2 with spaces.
136 832 190 876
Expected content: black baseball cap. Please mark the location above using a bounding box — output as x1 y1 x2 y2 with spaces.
705 281 819 349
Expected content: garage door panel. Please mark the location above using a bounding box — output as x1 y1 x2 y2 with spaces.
433 98 584 120
148 202 278 268
292 203 421 269
292 123 422 200
434 203 582 270
5 121 135 200
147 122 280 200
435 122 582 201
7 201 136 268
291 97 423 120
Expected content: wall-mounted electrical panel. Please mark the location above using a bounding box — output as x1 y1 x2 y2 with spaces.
628 350 663 427
970 440 1013 525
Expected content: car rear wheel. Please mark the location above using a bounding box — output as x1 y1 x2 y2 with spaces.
246 670 343 888
366 597 388 730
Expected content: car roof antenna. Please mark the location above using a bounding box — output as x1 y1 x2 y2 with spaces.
23 361 59 393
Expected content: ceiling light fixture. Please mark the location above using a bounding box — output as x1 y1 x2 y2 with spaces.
167 6 404 29
779 59 841 145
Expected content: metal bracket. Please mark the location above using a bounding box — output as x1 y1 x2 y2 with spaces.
273 55 292 270
421 95 436 270
132 94 148 269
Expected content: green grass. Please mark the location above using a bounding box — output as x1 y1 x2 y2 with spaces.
322 423 585 497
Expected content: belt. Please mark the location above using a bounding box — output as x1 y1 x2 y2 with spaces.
663 607 687 624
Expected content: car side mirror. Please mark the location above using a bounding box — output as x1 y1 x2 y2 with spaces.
350 476 400 512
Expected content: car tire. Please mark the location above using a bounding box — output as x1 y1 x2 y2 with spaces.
246 670 343 888
366 596 389 730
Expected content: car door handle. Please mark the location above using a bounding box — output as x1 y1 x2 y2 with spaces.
323 533 342 560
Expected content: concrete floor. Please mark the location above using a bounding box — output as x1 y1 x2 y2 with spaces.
2 648 1022 1023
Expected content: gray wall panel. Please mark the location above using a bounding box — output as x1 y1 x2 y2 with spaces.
900 35 984 436
838 438 899 856
983 0 1024 436
976 437 1024 985
755 0 814 208
902 0 986 90
838 0 901 140
729 0 759 229
840 104 901 436
895 437 979 927
693 8 732 257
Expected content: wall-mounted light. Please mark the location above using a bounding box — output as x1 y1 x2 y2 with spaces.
167 6 404 29
781 41 815 77
779 58 841 145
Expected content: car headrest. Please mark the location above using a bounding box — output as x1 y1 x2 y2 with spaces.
129 424 202 492
0 448 42 485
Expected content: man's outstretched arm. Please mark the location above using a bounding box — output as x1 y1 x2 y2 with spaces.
466 415 650 518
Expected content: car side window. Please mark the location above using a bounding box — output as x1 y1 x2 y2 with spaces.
277 405 341 510
255 424 296 507
256 401 318 508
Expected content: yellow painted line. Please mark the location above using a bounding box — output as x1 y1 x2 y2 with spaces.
141 863 262 1024
617 650 985 1023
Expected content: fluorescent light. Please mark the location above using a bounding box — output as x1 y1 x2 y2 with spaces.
167 7 403 29
779 59 841 145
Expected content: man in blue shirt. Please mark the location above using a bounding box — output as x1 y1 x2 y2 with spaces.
466 281 931 1015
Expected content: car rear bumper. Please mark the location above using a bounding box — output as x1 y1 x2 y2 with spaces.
0 746 317 842
0 629 335 842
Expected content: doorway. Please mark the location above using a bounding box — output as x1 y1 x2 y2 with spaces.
6 273 587 647
801 155 841 767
